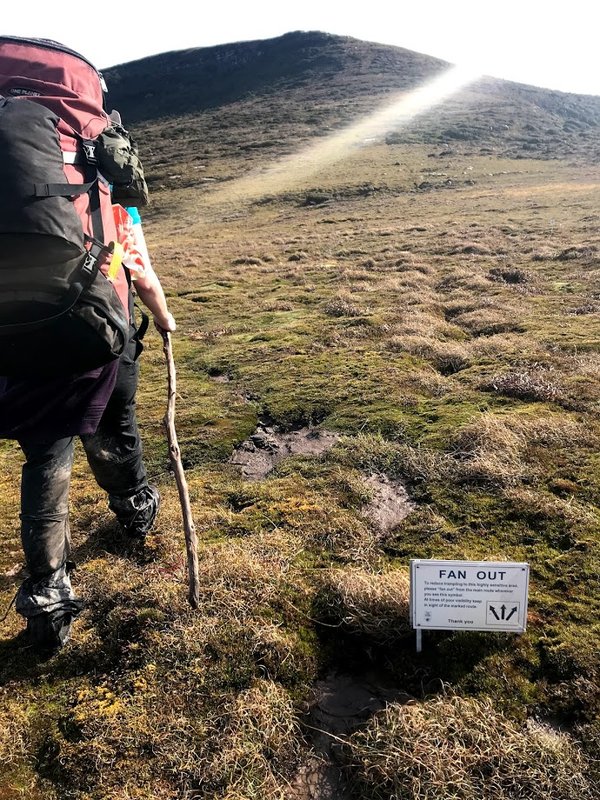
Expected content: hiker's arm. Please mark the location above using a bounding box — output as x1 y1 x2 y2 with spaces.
133 263 176 333
121 207 175 332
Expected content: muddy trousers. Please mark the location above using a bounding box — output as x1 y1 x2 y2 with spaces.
15 344 148 619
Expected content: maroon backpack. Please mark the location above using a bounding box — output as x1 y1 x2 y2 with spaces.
0 36 131 376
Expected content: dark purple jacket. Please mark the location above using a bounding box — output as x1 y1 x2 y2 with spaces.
0 360 119 440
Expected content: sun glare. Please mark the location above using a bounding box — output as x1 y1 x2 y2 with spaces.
207 64 481 207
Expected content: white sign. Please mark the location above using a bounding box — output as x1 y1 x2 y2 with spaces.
410 560 529 633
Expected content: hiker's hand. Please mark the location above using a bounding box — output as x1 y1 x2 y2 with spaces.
154 312 176 334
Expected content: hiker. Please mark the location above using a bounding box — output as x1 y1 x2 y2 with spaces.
0 208 176 654
0 36 176 653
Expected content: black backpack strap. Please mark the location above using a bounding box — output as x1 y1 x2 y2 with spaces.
81 139 108 249
33 179 96 197
123 266 150 340
87 178 105 245
36 138 106 241
131 302 149 361
135 303 149 340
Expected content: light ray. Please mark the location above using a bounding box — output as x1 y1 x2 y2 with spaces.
205 64 480 206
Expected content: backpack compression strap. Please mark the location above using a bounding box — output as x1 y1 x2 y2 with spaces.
35 138 106 244
33 179 96 197
33 180 104 244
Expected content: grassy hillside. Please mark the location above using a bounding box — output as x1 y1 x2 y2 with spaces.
105 31 600 162
1 32 599 800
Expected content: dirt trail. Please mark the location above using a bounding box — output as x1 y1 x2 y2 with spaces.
230 427 415 797
287 669 411 799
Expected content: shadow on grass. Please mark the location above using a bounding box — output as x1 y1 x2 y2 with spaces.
312 595 513 701
0 575 20 594
0 524 167 687
70 520 161 567
0 629 61 685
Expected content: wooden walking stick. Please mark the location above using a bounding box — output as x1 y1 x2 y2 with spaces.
161 330 200 609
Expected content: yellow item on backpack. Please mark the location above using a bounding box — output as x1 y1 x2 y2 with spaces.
106 241 124 282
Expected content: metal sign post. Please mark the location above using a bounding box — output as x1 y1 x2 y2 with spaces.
416 627 422 653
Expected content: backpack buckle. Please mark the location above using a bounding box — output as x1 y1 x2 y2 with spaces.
80 240 107 276
82 140 97 164
81 249 98 275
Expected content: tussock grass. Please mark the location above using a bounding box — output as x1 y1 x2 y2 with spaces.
404 367 452 399
487 266 532 285
387 334 471 374
569 302 600 315
391 270 434 290
576 720 600 787
198 679 302 799
392 257 433 275
219 473 385 565
501 486 599 533
435 268 492 294
342 695 597 800
389 311 452 338
556 245 598 261
448 241 493 256
518 414 592 447
448 411 592 488
531 246 558 261
232 255 263 266
468 332 545 360
322 293 368 317
80 529 311 641
453 307 524 336
483 366 565 404
450 413 529 487
567 352 600 387
340 267 376 283
0 696 28 768
315 567 411 643
333 433 451 485
262 299 295 311
380 280 437 304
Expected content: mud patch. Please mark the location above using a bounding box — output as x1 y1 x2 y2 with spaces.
287 669 411 799
230 424 340 480
286 758 347 800
362 473 415 532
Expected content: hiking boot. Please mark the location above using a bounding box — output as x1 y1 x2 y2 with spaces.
26 609 75 653
110 485 160 539
16 563 84 655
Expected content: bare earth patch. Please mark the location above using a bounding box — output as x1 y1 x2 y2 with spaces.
230 424 340 480
287 670 411 800
362 473 415 532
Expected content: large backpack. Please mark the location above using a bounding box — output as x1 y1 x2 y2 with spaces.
0 36 131 377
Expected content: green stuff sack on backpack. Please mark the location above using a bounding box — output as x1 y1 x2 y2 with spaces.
95 117 150 207
0 36 131 377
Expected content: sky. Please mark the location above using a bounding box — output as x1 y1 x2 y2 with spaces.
3 1 600 96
